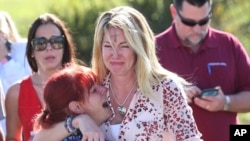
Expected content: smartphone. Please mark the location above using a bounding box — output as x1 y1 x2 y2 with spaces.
200 88 218 97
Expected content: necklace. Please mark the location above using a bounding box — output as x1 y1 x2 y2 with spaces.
110 80 137 117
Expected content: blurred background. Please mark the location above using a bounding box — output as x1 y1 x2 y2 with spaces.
0 0 249 123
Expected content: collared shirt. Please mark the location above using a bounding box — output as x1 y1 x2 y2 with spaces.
100 74 202 141
11 39 32 76
156 23 250 141
0 58 27 94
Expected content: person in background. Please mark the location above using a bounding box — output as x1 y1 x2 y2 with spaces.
0 11 31 78
33 6 202 141
0 81 5 141
155 0 250 141
0 11 30 136
33 65 111 141
5 13 78 141
0 11 29 95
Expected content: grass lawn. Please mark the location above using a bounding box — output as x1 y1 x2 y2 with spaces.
238 113 250 124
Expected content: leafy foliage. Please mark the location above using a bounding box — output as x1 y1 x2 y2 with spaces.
47 0 128 64
212 0 250 53
1 0 249 62
47 0 172 65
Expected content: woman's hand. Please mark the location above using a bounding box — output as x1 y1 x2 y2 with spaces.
184 85 202 103
73 114 105 141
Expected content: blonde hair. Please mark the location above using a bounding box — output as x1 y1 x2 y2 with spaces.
0 11 21 42
92 6 188 98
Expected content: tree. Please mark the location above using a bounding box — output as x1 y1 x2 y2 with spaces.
212 0 250 53
48 0 250 65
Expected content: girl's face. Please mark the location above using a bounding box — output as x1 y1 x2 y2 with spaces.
102 27 136 76
32 23 64 73
81 84 111 125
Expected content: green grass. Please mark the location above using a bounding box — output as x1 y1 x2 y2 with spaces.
238 113 250 124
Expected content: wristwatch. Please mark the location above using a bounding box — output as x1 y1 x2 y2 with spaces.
223 96 230 111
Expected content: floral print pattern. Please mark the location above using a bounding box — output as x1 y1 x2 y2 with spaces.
100 75 202 141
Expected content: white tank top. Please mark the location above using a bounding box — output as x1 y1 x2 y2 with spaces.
110 124 121 140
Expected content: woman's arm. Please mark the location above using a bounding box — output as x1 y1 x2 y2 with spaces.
164 79 202 141
5 83 22 141
34 114 105 141
33 122 68 141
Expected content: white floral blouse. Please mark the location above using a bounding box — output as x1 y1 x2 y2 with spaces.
100 75 202 141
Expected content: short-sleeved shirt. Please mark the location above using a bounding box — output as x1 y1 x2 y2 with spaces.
156 23 250 141
11 39 31 76
0 59 27 94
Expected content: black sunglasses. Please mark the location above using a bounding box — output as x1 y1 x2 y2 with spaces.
31 35 65 51
176 10 212 27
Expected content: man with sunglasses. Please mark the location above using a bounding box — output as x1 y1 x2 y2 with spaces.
156 0 250 141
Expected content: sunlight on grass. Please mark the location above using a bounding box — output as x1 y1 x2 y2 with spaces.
238 112 250 124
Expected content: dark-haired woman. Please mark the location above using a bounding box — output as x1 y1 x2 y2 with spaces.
5 13 78 141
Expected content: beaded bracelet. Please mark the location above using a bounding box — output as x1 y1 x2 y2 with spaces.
64 115 77 134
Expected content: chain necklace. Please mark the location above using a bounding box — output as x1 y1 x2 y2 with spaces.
110 80 137 117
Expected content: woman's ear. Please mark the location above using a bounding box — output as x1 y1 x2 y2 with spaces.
68 101 85 114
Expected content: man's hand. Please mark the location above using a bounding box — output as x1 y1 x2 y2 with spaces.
194 86 227 111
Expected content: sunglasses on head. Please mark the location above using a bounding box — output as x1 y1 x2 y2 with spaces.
176 10 212 27
31 35 65 51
